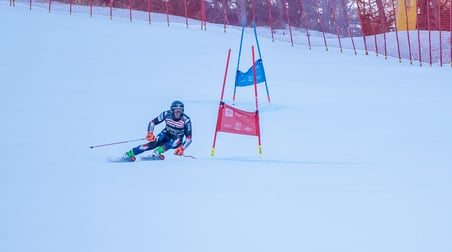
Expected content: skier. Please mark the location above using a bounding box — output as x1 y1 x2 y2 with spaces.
123 100 192 161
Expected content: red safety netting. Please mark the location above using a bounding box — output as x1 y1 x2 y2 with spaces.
10 0 452 66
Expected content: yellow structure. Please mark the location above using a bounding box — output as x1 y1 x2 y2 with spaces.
396 0 417 30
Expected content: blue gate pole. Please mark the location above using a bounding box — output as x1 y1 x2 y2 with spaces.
252 20 271 102
233 18 246 102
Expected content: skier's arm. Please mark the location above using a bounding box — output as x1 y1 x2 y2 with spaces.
173 117 192 156
183 118 192 149
147 119 157 132
147 111 167 132
146 118 158 142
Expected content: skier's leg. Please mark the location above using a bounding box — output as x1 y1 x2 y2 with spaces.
132 142 159 155
150 132 172 157
160 138 183 152
123 141 160 160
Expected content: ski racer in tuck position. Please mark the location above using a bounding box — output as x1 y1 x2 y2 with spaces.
123 100 192 161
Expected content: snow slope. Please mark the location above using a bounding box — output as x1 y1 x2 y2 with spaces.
1 2 452 252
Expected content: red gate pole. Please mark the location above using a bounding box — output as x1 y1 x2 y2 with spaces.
416 0 422 66
165 0 170 26
211 49 232 156
267 0 275 42
403 0 413 64
300 0 311 49
90 0 93 17
219 49 231 102
148 0 151 24
129 0 133 22
251 46 262 155
390 0 402 61
328 0 342 52
314 0 328 51
342 0 356 54
222 0 227 32
201 0 206 30
427 0 432 66
450 0 451 67
70 0 72 15
356 0 369 55
438 0 442 66
109 0 113 20
376 0 387 59
283 0 294 46
184 0 189 28
368 0 379 56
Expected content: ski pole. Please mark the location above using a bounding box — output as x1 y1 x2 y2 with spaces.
89 138 145 149
182 154 196 159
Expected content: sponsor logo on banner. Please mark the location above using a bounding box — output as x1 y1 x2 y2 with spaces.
216 103 259 136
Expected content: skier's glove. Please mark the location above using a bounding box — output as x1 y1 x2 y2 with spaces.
174 146 185 156
146 132 156 142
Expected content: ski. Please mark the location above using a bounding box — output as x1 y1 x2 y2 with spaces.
108 155 162 162
141 155 165 161
108 154 196 162
108 157 135 163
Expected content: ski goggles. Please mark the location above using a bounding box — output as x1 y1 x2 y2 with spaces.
173 108 183 113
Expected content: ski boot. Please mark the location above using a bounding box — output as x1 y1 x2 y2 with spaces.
123 150 136 162
152 146 165 160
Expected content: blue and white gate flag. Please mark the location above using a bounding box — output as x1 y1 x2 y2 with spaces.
235 59 266 87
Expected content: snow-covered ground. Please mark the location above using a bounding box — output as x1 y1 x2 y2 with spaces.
1 2 452 252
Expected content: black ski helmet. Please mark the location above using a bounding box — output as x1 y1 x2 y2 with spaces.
170 100 184 112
